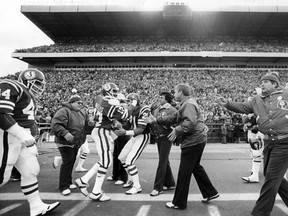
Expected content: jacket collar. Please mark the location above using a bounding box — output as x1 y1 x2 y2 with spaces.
261 88 283 98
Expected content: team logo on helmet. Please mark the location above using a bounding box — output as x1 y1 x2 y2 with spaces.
103 83 111 91
18 68 46 98
23 70 36 80
102 82 119 97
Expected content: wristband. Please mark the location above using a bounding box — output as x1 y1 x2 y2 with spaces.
125 130 135 136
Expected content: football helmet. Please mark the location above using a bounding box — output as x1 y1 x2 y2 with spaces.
102 82 119 97
126 93 140 106
18 68 46 98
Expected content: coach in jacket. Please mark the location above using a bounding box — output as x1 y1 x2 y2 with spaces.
149 92 176 196
51 95 88 196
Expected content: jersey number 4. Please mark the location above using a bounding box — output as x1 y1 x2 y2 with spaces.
22 100 35 120
0 89 11 99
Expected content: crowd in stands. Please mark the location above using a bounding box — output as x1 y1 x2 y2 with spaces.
14 37 288 53
2 68 288 127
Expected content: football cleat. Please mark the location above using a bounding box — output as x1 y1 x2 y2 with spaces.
123 180 133 188
125 186 142 195
30 202 60 216
89 192 111 202
242 175 259 183
75 178 89 196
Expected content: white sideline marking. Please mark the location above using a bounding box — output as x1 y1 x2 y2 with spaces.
276 203 288 215
136 205 150 216
208 205 221 216
62 200 90 216
0 192 282 201
0 203 22 215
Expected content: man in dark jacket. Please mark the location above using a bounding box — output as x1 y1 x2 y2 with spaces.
149 92 176 196
145 83 219 210
51 95 90 196
217 72 288 216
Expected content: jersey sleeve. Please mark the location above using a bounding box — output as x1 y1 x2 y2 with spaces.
0 81 22 130
103 97 129 120
105 104 129 120
0 81 21 114
137 106 150 129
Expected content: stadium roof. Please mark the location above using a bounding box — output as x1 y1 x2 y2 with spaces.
14 3 288 68
21 4 288 41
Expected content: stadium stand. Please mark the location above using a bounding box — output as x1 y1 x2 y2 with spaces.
4 2 288 143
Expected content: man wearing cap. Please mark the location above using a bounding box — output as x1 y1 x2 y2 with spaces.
217 72 288 216
51 95 91 196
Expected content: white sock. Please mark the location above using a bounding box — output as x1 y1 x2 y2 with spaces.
81 163 100 183
92 167 107 194
21 182 44 213
251 160 261 178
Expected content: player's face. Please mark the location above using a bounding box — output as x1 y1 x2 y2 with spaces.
174 88 182 102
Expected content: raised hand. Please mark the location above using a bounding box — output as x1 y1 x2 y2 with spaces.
215 97 228 106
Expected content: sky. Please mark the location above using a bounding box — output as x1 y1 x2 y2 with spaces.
1 0 287 78
0 1 53 78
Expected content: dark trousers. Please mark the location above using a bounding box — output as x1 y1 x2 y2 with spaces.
112 136 129 182
251 139 288 216
153 136 175 191
58 146 78 192
173 141 218 209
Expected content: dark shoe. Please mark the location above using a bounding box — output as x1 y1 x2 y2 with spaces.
166 202 181 210
202 193 220 203
150 190 163 196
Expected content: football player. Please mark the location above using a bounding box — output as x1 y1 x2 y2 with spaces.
0 69 60 216
242 88 264 183
75 82 136 201
115 93 151 195
75 106 95 172
242 113 264 183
